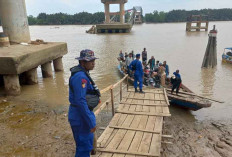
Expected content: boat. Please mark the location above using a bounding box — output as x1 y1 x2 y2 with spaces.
222 47 232 64
117 62 212 111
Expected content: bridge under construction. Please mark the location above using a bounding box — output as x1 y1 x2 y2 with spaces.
87 0 143 34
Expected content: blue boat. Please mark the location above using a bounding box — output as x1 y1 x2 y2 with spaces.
222 47 232 64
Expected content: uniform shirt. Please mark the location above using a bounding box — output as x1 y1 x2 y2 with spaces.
129 59 144 76
173 72 181 80
68 65 96 133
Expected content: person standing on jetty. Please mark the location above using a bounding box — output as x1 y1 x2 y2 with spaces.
129 54 144 93
142 48 148 63
163 61 169 77
148 56 155 71
68 49 101 157
171 70 182 95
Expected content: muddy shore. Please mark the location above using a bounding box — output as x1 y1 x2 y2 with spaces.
0 97 232 157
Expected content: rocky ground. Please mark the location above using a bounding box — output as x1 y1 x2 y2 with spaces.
0 97 232 157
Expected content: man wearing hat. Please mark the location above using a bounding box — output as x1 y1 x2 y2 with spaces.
68 49 100 157
129 54 144 93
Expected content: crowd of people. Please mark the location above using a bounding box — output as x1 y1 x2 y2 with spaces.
118 48 182 94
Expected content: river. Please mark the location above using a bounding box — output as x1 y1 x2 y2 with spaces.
1 21 232 121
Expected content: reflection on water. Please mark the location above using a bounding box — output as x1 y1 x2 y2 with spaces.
200 68 216 97
1 22 232 121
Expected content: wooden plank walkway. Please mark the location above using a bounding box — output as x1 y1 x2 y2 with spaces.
96 88 171 157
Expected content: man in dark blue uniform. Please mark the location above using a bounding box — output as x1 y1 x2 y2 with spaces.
68 49 100 157
171 70 182 95
129 54 144 93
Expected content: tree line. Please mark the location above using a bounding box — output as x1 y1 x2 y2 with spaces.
145 8 232 23
27 12 105 25
1 8 232 26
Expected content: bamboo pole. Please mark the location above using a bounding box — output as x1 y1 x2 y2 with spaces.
112 74 128 89
111 88 115 117
120 82 122 101
127 76 129 91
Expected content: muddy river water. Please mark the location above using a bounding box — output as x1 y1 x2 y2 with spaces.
1 22 232 122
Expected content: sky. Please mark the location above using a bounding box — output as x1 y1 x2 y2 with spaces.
25 0 232 16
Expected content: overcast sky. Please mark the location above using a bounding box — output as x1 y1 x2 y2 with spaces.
25 0 232 16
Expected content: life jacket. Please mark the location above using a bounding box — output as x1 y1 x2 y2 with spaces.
69 66 101 111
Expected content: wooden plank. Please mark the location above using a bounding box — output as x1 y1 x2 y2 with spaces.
125 115 148 157
154 117 163 133
137 113 155 157
163 88 170 106
149 134 162 156
127 90 164 94
123 97 166 101
97 114 121 147
115 110 171 117
100 93 134 156
108 125 161 134
120 102 168 107
97 149 159 157
112 99 140 157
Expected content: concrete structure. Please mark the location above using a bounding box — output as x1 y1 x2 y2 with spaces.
102 0 128 24
0 0 67 95
0 0 31 43
97 0 131 33
186 15 209 32
202 25 217 68
133 6 143 24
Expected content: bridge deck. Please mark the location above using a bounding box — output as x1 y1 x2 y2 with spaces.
96 88 171 157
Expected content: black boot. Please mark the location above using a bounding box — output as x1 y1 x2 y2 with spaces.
135 88 138 93
139 89 145 94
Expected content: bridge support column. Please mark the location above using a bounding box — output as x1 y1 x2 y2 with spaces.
53 57 64 72
0 0 31 44
3 75 21 95
105 3 110 23
41 61 53 78
120 3 125 24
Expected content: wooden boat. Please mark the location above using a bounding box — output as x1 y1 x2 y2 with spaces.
117 63 212 111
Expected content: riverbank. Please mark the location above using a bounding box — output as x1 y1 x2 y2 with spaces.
0 97 231 156
162 107 232 157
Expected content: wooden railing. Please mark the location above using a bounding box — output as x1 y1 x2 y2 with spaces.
94 74 128 117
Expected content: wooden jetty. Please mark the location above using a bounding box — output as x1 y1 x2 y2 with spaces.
94 75 171 157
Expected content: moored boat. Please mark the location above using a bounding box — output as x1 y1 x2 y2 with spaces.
117 62 212 111
222 47 232 64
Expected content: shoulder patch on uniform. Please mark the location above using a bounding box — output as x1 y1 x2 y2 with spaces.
82 79 87 88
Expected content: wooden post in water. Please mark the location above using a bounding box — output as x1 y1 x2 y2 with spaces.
202 25 217 68
111 88 115 117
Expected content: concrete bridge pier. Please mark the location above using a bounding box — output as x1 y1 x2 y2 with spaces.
0 0 68 95
53 57 64 72
120 3 125 23
25 68 38 85
104 3 110 23
3 75 21 96
0 0 31 44
41 62 53 78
